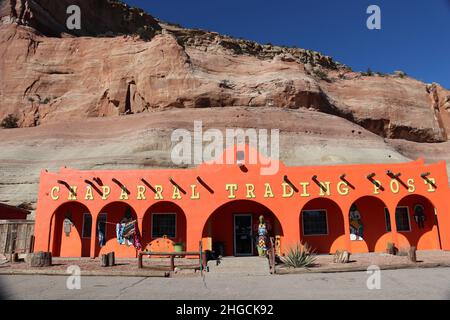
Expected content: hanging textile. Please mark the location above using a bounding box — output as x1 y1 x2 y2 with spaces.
132 222 142 250
98 225 106 247
116 223 126 245
123 221 136 238
116 220 142 250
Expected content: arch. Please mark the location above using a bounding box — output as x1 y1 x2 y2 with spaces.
395 194 441 250
202 200 284 257
300 198 345 254
141 201 187 252
348 196 391 253
95 201 138 258
50 201 92 257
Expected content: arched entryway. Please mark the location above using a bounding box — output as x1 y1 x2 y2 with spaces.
50 202 92 257
300 198 345 254
141 201 187 252
203 200 284 257
95 202 138 258
394 195 441 250
348 196 390 253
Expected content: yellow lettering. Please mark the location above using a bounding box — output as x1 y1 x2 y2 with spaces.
246 184 256 198
190 185 200 200
172 186 182 200
225 184 238 199
119 188 129 200
137 185 146 200
85 186 94 200
299 182 310 197
319 182 331 196
282 182 294 198
337 181 349 195
425 178 436 192
101 186 111 200
68 186 77 200
154 185 164 200
264 183 274 198
390 179 400 194
373 180 382 195
407 179 415 193
50 186 60 200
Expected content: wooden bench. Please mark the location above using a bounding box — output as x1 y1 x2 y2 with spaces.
138 251 207 272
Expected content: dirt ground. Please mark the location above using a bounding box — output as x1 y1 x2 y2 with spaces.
276 250 450 274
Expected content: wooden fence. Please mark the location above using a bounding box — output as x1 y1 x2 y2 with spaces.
0 220 35 256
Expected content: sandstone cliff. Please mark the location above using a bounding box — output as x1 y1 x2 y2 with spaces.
0 0 449 211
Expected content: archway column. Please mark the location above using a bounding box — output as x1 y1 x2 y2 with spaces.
386 201 399 248
90 212 99 259
434 198 450 250
340 201 352 253
186 217 206 253
278 206 301 253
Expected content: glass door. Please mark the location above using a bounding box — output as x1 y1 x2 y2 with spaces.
234 214 253 256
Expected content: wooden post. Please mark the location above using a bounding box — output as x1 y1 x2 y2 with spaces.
170 255 175 271
199 240 203 273
107 252 115 266
138 253 143 269
408 246 417 262
101 254 109 267
29 252 52 267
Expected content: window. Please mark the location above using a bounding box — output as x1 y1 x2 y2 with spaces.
82 213 92 238
152 213 176 238
302 210 328 236
384 209 392 232
395 207 411 231
384 207 411 232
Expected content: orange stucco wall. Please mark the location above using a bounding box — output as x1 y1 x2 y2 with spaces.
33 144 450 258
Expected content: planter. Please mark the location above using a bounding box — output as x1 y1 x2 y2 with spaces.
174 243 185 253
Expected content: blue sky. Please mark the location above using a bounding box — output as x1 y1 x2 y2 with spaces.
125 0 450 88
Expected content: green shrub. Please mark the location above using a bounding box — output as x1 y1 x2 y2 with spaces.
136 27 154 41
1 114 19 129
362 68 374 76
313 69 329 81
281 242 317 268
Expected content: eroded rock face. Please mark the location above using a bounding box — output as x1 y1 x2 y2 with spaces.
1 17 448 143
0 0 161 37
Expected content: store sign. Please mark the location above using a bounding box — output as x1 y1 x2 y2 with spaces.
49 176 436 201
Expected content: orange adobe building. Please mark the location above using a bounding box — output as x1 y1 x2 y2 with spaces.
33 144 450 258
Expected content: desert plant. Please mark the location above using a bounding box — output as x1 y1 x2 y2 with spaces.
1 114 19 129
387 242 397 255
135 27 154 41
394 70 407 78
362 68 374 76
281 242 317 268
313 69 330 81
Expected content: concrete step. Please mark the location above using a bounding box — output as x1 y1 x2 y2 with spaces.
207 256 270 276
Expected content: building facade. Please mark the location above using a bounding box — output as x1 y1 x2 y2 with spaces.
34 145 450 258
0 203 30 220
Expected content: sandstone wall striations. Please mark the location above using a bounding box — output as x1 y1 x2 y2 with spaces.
0 0 449 211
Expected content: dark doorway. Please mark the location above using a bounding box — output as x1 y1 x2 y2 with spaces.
234 214 253 256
